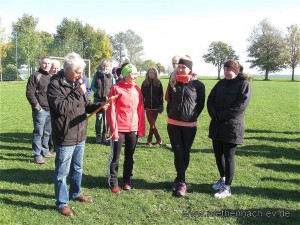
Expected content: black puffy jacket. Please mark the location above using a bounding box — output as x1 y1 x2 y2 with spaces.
167 80 205 122
207 75 252 144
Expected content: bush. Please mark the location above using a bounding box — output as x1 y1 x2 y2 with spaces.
2 64 18 81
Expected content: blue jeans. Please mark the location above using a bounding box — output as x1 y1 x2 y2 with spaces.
54 141 85 209
32 110 51 160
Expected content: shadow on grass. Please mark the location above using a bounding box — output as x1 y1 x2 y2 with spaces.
183 207 299 225
234 208 299 225
0 144 32 151
255 163 300 173
0 198 57 211
0 188 53 199
237 145 299 160
189 183 300 203
261 177 300 185
244 136 299 143
0 132 32 143
0 168 54 185
246 129 300 135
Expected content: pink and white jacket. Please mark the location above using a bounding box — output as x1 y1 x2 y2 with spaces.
107 79 145 140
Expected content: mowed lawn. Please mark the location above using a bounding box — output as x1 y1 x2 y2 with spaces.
0 77 299 225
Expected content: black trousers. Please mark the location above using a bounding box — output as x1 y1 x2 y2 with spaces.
167 124 197 183
108 132 137 187
212 140 237 185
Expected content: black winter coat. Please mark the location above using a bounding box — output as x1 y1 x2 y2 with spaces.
207 75 252 144
26 68 51 111
141 80 163 109
167 80 205 122
47 71 101 146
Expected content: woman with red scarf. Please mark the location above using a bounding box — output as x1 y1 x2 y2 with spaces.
166 55 205 197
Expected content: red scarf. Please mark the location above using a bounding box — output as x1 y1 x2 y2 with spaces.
176 75 191 84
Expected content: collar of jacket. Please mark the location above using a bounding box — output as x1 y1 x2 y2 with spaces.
38 67 49 75
57 70 76 89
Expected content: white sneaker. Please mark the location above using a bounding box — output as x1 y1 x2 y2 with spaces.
212 178 225 190
214 185 231 199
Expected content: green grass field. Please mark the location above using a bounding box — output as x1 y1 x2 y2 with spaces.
0 77 299 225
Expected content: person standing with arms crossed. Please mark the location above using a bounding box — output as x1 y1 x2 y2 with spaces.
48 52 105 216
26 56 55 164
107 63 145 194
207 60 252 199
167 55 205 197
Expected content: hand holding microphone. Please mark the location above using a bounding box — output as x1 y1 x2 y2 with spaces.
77 78 87 102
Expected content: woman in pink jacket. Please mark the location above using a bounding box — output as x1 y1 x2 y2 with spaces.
107 63 145 194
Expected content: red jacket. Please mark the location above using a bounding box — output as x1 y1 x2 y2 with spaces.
107 79 145 140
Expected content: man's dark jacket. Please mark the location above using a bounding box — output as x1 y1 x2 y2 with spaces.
26 68 51 111
47 70 100 146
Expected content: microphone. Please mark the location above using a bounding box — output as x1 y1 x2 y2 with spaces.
77 78 87 102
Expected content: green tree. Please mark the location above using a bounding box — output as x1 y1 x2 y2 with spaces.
141 59 156 72
203 41 238 79
37 31 53 60
286 24 300 81
54 18 111 73
11 14 42 74
110 32 127 66
54 18 83 56
110 30 144 66
156 62 165 74
124 30 144 65
247 19 288 80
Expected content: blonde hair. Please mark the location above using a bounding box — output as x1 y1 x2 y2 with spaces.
96 59 110 71
143 67 161 87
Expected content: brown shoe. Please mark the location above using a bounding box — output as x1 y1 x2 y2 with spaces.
74 194 93 203
59 205 74 216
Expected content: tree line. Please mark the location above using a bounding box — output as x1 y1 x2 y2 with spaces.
203 19 300 80
0 15 299 81
0 14 166 81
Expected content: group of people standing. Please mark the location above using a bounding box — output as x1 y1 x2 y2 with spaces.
26 52 252 217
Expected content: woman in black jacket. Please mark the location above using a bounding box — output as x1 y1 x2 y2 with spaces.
167 55 205 197
207 60 252 199
141 67 164 146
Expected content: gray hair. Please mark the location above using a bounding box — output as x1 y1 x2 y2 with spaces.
63 52 86 72
39 56 51 64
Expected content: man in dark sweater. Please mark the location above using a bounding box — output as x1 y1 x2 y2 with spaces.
26 56 55 164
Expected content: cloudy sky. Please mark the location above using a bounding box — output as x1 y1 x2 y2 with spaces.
1 0 299 75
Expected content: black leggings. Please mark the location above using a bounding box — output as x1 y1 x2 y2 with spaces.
167 124 197 183
108 132 137 187
212 140 237 185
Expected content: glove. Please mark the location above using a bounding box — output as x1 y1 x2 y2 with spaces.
158 105 164 114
